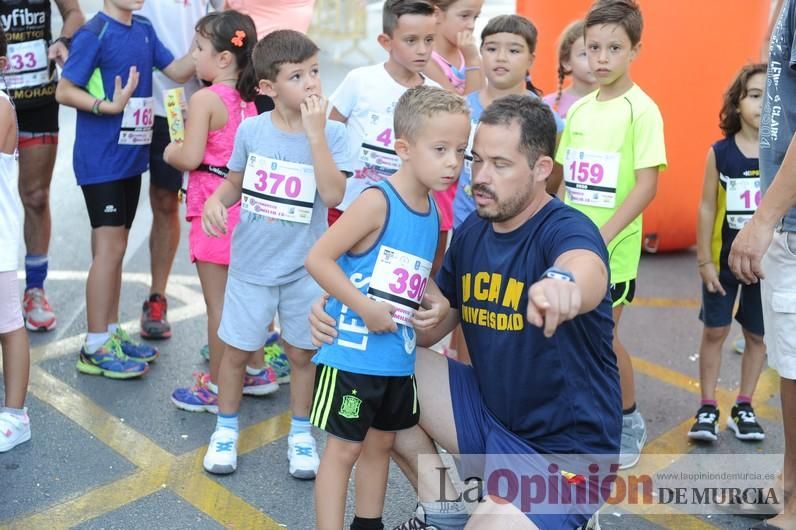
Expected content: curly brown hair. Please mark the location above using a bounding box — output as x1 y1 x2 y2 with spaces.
719 63 767 137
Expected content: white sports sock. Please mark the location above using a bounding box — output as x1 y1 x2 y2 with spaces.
85 332 110 353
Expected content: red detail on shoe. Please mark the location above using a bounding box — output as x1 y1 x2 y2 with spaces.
3 429 11 438
146 295 167 321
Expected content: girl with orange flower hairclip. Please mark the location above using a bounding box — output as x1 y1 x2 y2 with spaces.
163 10 265 414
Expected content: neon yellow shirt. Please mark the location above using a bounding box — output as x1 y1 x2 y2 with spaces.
555 84 667 283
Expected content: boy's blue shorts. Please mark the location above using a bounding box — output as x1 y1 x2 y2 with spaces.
699 275 764 336
448 359 613 529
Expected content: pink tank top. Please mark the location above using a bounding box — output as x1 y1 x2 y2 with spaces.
431 50 466 94
185 84 257 219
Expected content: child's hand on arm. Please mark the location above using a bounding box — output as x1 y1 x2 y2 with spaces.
359 300 398 334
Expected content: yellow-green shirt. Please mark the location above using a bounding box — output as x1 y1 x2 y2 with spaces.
555 84 667 283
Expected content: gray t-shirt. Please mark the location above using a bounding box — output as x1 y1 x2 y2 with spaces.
227 113 350 285
761 0 796 231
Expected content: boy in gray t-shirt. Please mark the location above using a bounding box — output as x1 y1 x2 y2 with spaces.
201 30 350 479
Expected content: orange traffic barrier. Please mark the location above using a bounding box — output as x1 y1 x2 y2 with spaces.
518 0 769 251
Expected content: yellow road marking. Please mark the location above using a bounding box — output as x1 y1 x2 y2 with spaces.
6 469 167 530
633 297 701 309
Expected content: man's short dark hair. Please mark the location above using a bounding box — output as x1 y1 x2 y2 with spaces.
383 0 435 36
585 0 643 46
252 30 320 81
479 95 557 167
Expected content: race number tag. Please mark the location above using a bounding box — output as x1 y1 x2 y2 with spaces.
358 112 400 180
563 148 620 209
725 177 761 230
367 246 432 327
4 40 49 89
118 97 154 145
241 154 316 224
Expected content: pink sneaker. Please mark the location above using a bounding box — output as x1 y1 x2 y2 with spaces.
243 367 279 396
22 288 56 331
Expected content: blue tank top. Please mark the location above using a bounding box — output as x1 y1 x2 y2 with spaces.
312 180 439 376
710 136 760 281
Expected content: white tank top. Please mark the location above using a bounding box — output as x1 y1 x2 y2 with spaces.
0 90 21 273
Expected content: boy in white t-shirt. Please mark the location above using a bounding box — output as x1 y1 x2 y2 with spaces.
327 0 439 224
137 0 223 340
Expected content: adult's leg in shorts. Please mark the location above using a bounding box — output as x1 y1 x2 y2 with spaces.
392 347 460 498
18 141 57 257
148 117 181 296
760 232 796 526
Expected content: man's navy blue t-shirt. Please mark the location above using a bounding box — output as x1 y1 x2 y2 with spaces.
437 198 621 455
62 13 174 185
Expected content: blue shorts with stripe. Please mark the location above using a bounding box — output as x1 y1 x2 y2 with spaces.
310 363 419 442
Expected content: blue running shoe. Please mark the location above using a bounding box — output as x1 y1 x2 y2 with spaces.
264 343 290 384
172 372 218 413
114 327 159 362
76 337 149 379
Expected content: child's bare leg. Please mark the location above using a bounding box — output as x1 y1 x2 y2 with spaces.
1 328 30 409
315 435 361 530
195 261 228 383
285 344 315 418
86 226 128 333
217 345 255 414
354 428 396 518
698 325 730 402
739 329 766 399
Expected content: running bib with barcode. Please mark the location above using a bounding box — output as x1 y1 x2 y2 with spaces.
366 246 432 327
358 112 400 179
4 40 49 89
564 148 620 209
241 154 316 224
118 97 154 145
725 177 761 230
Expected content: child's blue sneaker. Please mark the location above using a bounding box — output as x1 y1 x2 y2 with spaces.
114 326 159 362
76 337 149 379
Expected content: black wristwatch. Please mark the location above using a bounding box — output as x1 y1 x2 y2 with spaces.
53 36 72 49
541 266 575 283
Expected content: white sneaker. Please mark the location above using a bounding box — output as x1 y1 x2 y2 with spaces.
619 410 647 469
287 431 319 480
203 428 238 474
0 409 31 452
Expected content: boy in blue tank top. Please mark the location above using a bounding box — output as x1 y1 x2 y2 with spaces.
305 86 469 530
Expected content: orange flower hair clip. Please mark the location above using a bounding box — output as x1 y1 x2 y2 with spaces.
231 30 246 48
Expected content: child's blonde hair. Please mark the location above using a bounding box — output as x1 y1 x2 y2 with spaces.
394 85 469 142
552 20 585 113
